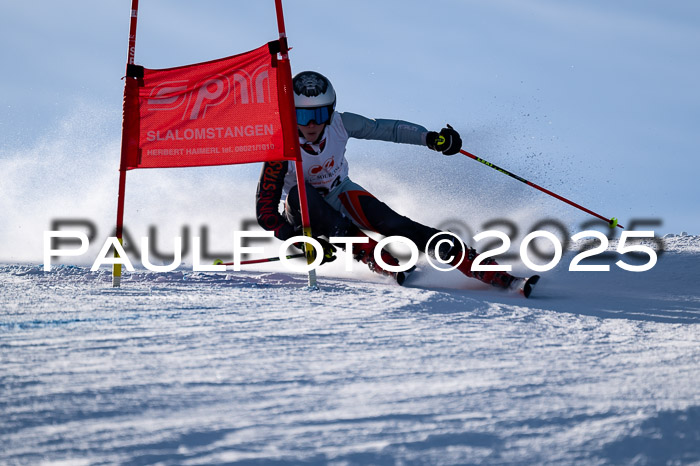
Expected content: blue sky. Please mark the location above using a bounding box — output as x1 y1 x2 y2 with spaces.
1 0 699 261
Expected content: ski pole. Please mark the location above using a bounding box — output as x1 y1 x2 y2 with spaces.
458 149 624 229
213 253 306 267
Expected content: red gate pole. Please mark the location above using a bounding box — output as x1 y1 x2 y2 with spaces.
113 0 140 287
274 0 318 288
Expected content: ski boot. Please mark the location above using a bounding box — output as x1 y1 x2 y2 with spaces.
438 243 512 286
353 238 411 285
446 244 540 297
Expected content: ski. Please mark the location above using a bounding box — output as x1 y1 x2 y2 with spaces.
395 265 417 286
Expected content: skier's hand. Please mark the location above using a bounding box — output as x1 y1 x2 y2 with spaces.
294 237 337 265
427 124 462 156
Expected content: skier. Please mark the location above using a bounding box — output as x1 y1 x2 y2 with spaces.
256 71 537 295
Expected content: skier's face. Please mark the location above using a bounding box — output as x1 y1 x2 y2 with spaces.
298 121 326 143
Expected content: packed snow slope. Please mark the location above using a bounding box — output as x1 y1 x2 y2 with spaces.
1 236 699 464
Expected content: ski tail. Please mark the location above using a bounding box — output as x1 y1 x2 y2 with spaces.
395 265 417 286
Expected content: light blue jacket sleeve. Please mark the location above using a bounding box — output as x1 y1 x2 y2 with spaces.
339 112 429 146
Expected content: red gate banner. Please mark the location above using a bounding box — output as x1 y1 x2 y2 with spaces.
124 43 295 169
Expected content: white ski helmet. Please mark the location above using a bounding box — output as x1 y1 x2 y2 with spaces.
292 71 336 125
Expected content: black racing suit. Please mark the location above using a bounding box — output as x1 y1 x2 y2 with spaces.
254 111 516 288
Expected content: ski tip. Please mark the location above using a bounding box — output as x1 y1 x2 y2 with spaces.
396 272 406 286
522 275 540 298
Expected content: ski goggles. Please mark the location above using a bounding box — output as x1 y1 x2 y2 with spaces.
296 105 333 126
